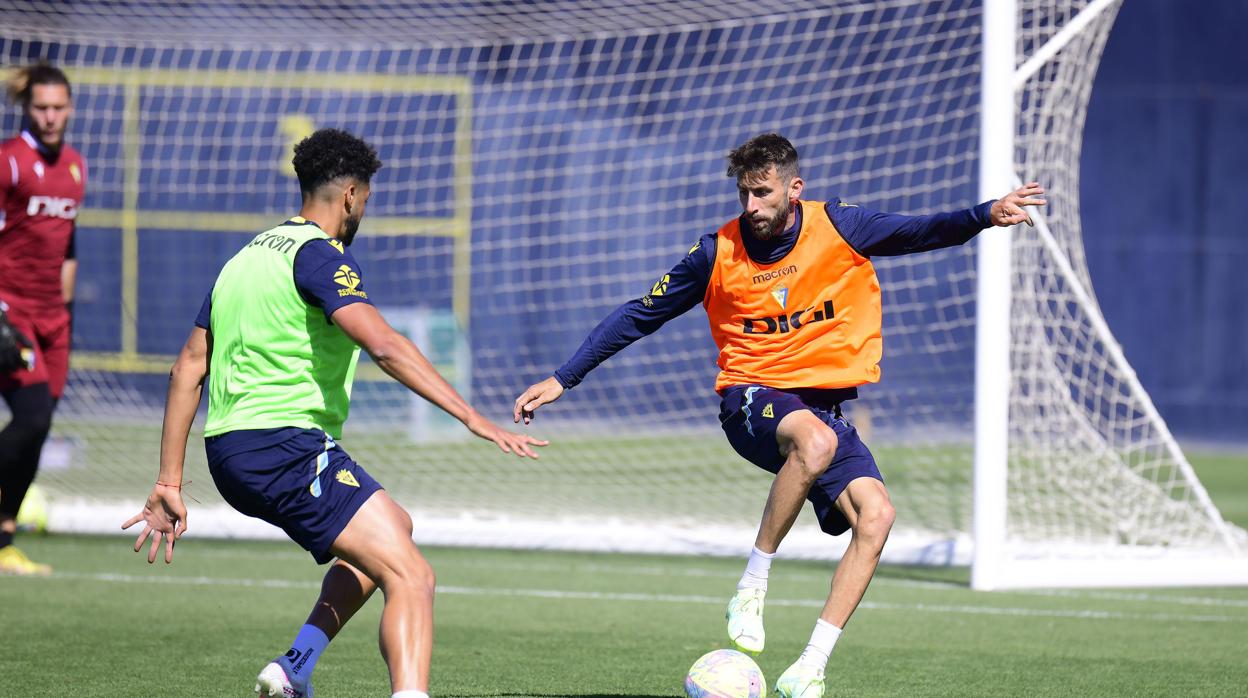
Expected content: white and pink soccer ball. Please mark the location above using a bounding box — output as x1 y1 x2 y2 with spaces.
685 649 765 698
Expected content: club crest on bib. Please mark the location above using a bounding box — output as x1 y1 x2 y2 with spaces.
770 286 788 309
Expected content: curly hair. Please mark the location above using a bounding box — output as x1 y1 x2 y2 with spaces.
726 132 799 183
6 61 71 106
292 128 383 196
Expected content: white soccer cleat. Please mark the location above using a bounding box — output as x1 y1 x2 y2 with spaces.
774 660 825 698
255 659 313 698
725 587 766 654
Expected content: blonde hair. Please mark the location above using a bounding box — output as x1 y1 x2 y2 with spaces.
6 62 70 106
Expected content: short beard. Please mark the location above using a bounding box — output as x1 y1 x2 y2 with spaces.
750 198 791 240
342 212 362 246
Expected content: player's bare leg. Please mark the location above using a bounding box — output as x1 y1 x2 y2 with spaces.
306 559 377 638
776 476 894 697
329 490 435 694
728 410 838 654
756 410 839 553
824 476 893 627
257 561 377 696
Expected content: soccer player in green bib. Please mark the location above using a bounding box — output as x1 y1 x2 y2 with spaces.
123 128 547 698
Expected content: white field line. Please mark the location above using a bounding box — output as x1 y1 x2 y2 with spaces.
440 560 1248 609
45 571 1247 624
1013 588 1248 609
104 540 1248 609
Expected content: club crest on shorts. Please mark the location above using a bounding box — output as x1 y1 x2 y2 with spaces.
335 469 360 487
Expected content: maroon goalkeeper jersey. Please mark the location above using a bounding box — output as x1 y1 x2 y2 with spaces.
0 131 85 310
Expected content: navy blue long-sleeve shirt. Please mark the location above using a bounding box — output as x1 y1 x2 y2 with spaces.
553 198 995 392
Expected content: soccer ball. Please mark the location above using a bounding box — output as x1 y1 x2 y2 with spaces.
15 484 49 533
685 649 765 698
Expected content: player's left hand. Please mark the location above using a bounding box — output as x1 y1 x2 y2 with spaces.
122 485 188 564
990 182 1046 227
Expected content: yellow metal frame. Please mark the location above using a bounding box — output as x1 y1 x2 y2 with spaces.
63 67 473 378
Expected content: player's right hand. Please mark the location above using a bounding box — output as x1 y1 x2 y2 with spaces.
513 376 565 424
121 485 188 564
464 412 549 458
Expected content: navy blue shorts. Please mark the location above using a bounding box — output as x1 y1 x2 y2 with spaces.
206 428 383 564
719 385 882 536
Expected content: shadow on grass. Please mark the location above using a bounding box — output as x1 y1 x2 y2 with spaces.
874 562 971 587
783 554 973 587
442 694 676 698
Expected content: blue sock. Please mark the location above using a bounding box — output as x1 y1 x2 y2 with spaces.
281 624 330 684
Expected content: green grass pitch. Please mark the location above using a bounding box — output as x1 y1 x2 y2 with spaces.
2 451 1245 696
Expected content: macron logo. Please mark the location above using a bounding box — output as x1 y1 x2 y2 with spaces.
752 265 797 285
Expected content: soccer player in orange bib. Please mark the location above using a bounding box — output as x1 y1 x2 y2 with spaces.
514 133 1044 697
0 63 84 576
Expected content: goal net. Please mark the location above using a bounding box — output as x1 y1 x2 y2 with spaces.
2 0 1243 588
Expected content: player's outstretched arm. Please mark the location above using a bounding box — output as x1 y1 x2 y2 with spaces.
510 237 712 424
122 326 206 563
333 303 548 458
989 181 1046 227
513 376 565 425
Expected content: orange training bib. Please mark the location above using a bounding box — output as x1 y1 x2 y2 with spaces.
705 200 883 392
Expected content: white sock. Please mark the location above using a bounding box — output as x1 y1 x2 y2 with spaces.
798 618 842 670
392 692 429 698
282 624 330 683
737 546 776 591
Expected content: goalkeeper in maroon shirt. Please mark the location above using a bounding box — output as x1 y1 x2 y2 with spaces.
0 62 85 575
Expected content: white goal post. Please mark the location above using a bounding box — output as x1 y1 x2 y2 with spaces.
974 0 1248 589
0 0 1244 589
